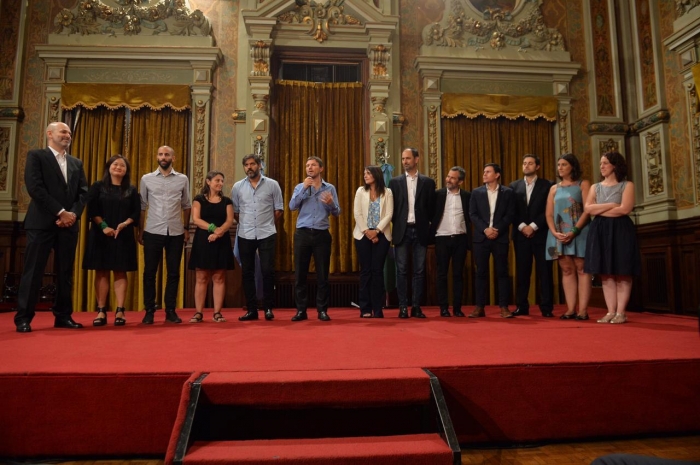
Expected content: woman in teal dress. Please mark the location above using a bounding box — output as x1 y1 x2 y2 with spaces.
545 153 591 320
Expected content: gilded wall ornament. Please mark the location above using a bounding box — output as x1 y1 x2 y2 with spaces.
277 0 362 44
644 131 664 196
676 0 700 17
0 127 9 192
370 44 390 79
422 0 565 52
194 102 207 192
251 41 271 77
599 138 619 155
53 0 211 37
558 109 569 154
688 84 700 205
428 105 439 182
374 138 388 165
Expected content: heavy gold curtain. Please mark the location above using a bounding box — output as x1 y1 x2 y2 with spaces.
442 114 559 304
69 103 190 312
272 80 365 273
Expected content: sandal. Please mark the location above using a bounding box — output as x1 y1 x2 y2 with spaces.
610 313 627 324
190 312 204 323
114 307 126 326
361 313 372 318
213 312 226 323
93 307 107 327
597 312 616 323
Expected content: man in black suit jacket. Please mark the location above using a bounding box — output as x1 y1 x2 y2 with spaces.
15 122 89 333
388 148 436 318
468 163 515 318
509 154 554 317
432 166 471 317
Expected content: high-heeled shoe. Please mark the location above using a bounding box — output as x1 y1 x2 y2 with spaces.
610 313 627 324
93 307 107 327
576 313 589 320
114 307 126 326
559 312 577 320
597 312 616 323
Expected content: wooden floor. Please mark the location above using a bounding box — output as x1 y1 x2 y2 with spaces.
45 435 700 465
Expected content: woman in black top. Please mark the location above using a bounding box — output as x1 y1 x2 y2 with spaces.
188 170 235 322
83 155 140 326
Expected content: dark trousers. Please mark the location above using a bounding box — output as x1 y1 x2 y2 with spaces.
238 234 277 311
394 227 427 308
15 228 78 325
355 234 390 316
435 234 469 311
294 228 332 313
513 236 553 312
473 239 510 307
143 231 184 311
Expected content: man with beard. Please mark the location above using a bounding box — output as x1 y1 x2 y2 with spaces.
138 146 191 324
289 156 341 321
432 166 471 318
231 154 284 321
15 122 88 333
509 154 554 317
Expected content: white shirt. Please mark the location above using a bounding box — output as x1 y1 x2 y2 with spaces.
405 171 418 224
49 146 68 182
518 176 539 232
486 184 499 228
435 190 466 236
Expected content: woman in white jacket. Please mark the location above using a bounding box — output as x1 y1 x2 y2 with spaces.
353 165 393 318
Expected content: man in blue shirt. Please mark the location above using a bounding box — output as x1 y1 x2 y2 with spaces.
231 154 284 321
288 156 341 321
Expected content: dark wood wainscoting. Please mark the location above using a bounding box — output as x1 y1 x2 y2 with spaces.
635 216 700 315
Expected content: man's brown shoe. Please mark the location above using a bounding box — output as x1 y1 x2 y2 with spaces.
500 307 514 318
469 306 485 318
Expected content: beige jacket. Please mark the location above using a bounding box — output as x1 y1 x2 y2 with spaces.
352 186 393 241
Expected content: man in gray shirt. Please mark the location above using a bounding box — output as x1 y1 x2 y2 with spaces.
231 154 284 321
138 145 191 324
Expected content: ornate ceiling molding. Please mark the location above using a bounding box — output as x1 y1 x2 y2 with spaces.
276 0 362 43
676 0 700 18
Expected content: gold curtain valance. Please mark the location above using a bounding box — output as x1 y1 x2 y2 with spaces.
692 63 700 110
442 93 558 121
61 84 191 111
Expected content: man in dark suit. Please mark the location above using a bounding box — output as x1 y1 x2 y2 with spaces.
432 166 471 317
15 122 89 333
509 154 555 317
468 163 515 318
388 148 436 318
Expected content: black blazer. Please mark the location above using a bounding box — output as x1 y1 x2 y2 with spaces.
468 184 515 245
432 188 471 247
24 148 88 231
508 177 553 244
388 173 436 246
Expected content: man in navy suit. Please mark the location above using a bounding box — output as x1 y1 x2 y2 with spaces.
509 154 554 317
388 148 436 319
15 122 89 333
468 163 515 318
432 166 471 317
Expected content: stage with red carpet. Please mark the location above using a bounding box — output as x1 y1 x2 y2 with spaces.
1 306 699 461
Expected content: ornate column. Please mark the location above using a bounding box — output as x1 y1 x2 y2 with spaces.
247 38 273 170
368 43 392 166
191 61 218 194
418 70 442 183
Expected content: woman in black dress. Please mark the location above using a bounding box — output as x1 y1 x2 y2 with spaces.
189 170 235 322
584 152 640 324
83 155 140 326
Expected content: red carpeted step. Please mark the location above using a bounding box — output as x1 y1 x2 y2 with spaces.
201 368 431 407
183 433 454 464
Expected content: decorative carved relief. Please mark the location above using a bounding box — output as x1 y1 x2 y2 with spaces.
589 0 616 117
428 105 439 181
635 0 658 110
676 0 700 17
252 94 269 114
370 45 390 79
689 84 700 204
232 110 247 124
422 0 565 52
53 0 211 37
599 138 619 155
194 101 207 193
277 0 362 44
374 137 388 165
371 96 387 114
81 69 180 83
393 112 405 127
644 130 664 196
251 41 271 77
49 97 60 123
253 135 266 162
630 110 671 133
0 127 9 191
558 109 569 154
587 122 630 134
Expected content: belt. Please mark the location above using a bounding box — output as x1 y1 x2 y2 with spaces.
298 227 328 233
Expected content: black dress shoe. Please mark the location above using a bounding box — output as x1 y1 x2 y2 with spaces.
453 309 465 317
373 310 384 318
165 309 182 323
512 307 530 317
398 307 409 319
264 309 274 320
54 317 83 329
239 310 259 321
142 310 155 324
560 312 577 320
318 311 331 321
16 322 32 333
440 308 451 317
541 310 554 318
411 307 426 318
576 313 590 320
291 310 308 321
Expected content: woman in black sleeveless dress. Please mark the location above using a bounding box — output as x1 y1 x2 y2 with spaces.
584 152 641 324
188 170 235 322
83 155 140 326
